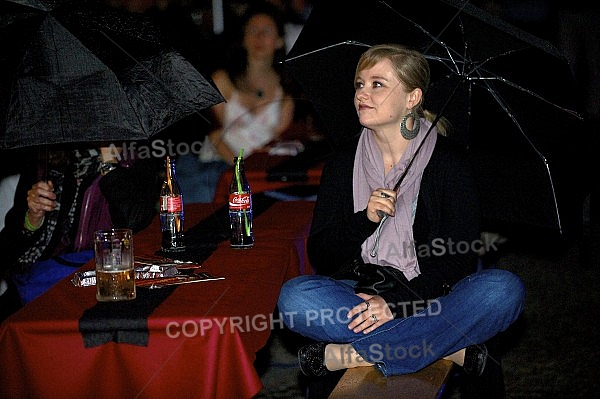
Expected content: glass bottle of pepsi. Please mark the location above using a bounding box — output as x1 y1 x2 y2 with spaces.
229 156 254 248
160 156 185 253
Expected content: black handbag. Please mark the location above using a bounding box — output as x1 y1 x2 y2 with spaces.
351 259 407 295
350 259 452 297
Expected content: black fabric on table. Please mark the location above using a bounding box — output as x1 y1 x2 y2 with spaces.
79 286 177 348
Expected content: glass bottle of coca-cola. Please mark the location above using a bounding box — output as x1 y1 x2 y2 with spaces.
160 155 185 253
229 156 253 248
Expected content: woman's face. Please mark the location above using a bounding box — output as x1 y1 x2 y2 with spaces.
243 14 283 59
354 58 411 131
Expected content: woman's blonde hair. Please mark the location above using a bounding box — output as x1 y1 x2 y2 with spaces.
355 43 449 135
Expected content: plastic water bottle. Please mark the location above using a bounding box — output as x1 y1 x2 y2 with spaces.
229 155 253 248
160 156 186 253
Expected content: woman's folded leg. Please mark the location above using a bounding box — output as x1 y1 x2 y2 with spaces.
278 269 525 376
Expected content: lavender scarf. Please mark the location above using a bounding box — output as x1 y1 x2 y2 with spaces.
353 119 437 280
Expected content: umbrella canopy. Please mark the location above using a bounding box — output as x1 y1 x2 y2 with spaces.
0 0 224 149
284 0 588 234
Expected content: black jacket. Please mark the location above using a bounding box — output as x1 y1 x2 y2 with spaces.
307 134 481 315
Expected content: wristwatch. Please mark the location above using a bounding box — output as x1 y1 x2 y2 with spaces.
99 161 118 176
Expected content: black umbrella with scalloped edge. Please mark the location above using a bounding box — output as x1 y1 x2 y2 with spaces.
0 0 224 149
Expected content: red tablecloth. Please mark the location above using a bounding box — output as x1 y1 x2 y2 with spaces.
0 200 315 399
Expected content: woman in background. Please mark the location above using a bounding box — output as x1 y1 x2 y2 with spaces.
0 144 162 313
177 2 295 203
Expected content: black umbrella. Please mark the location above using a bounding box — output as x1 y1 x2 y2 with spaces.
0 0 224 149
284 0 588 234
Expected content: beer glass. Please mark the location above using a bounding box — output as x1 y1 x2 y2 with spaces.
94 228 136 301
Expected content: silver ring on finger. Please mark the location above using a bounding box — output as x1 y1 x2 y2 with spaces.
371 314 378 323
364 300 370 311
380 192 390 198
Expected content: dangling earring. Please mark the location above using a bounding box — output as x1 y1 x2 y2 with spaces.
400 108 420 140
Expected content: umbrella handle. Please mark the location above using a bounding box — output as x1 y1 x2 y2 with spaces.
369 118 440 257
37 146 49 182
369 213 388 257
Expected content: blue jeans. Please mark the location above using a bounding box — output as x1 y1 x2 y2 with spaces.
277 268 525 376
176 153 230 203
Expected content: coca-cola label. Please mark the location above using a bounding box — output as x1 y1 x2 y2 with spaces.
229 193 251 210
161 195 183 212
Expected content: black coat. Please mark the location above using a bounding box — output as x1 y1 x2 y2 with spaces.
307 134 481 315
